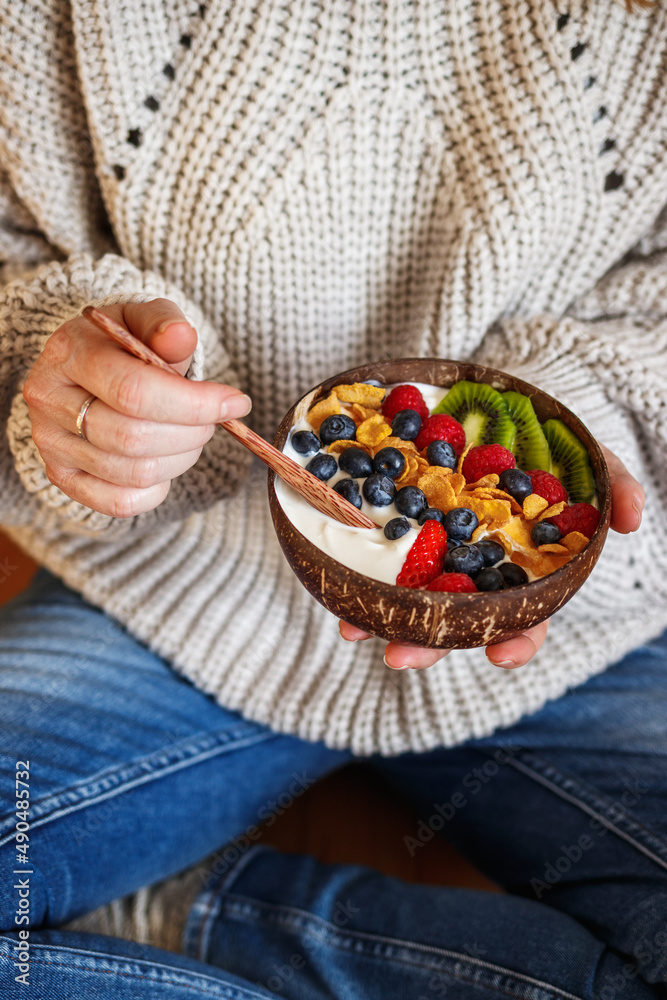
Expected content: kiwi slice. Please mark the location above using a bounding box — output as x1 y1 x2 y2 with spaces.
502 391 551 472
434 380 517 449
542 419 596 503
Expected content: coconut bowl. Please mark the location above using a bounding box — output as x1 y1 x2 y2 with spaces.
268 358 611 648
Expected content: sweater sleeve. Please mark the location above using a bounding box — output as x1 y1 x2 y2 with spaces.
0 247 252 540
472 247 667 495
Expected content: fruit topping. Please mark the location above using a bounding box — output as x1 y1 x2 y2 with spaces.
526 469 568 505
426 440 457 469
373 447 406 479
498 563 529 587
391 409 422 441
498 468 533 504
363 473 397 507
462 444 516 483
417 508 447 526
394 485 429 519
396 520 448 588
444 544 485 576
415 414 466 454
291 430 321 455
319 414 357 445
435 380 516 450
384 517 412 540
333 478 362 509
306 453 338 481
546 502 601 539
475 539 506 566
502 390 551 471
475 567 505 591
443 507 479 542
541 419 596 503
382 384 429 422
530 521 562 546
426 572 478 593
338 447 375 478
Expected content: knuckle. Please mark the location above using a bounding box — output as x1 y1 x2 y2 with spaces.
109 491 142 519
128 457 161 489
44 463 68 492
117 421 150 458
110 368 145 417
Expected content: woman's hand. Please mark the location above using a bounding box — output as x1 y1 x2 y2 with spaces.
339 444 645 670
23 299 252 518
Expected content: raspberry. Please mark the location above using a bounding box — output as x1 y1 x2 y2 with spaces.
526 469 568 506
546 503 601 539
396 520 447 589
426 572 478 593
382 385 429 423
462 444 515 483
415 415 466 455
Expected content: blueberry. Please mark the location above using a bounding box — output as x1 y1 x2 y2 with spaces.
475 539 506 567
444 544 484 576
391 408 422 441
319 414 357 445
306 453 338 482
291 430 321 455
417 507 447 527
499 563 529 587
338 447 374 479
373 447 406 479
384 516 411 540
362 473 396 507
333 478 362 509
394 486 428 519
443 507 479 542
498 468 533 504
426 440 457 470
475 566 505 591
531 521 562 546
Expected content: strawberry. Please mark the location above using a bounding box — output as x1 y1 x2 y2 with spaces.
415 414 466 455
462 444 515 483
546 503 601 539
526 469 568 506
396 520 447 589
382 385 429 423
426 572 478 593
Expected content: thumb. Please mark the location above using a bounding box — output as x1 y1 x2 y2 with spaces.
122 298 198 375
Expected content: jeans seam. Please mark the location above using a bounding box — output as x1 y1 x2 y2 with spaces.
500 751 667 873
0 937 268 999
207 895 584 1000
0 726 277 848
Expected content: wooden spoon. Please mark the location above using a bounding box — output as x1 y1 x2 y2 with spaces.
82 306 378 529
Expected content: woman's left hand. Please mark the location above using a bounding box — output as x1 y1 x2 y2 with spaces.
339 444 645 671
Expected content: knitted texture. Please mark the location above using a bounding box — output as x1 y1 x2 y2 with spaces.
0 0 666 754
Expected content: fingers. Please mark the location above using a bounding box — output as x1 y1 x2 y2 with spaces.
485 618 550 669
122 299 198 374
339 621 372 642
383 643 451 670
600 444 644 534
43 464 172 519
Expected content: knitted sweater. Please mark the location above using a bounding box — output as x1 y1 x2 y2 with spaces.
1 0 666 755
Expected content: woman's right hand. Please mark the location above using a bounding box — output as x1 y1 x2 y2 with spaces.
23 298 252 518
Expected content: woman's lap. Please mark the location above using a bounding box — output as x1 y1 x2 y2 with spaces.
0 571 665 998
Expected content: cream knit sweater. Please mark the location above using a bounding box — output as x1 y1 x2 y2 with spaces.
1 0 666 755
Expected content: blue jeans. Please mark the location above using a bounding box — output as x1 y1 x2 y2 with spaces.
0 571 665 999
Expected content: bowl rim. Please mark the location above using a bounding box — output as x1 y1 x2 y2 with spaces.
268 357 611 606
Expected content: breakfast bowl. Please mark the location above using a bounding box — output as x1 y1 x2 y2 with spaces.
268 358 611 649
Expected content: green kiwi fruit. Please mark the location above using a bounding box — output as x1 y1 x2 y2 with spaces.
435 381 517 449
502 391 551 472
541 419 596 503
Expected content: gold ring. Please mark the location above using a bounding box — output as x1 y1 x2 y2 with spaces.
76 394 96 442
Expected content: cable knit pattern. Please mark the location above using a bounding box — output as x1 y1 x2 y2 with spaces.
0 0 666 753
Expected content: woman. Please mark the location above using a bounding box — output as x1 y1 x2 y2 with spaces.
0 0 665 996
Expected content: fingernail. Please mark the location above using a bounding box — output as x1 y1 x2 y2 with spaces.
632 493 644 526
492 658 518 669
383 654 410 670
221 393 252 419
155 320 197 338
